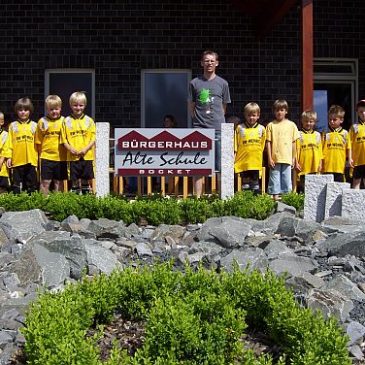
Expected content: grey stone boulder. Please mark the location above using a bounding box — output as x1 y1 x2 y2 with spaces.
0 226 9 247
286 272 325 293
85 241 122 275
198 216 252 248
321 216 365 234
135 242 153 257
29 231 86 280
0 330 15 348
150 224 186 243
325 275 365 302
87 218 126 240
269 255 318 277
317 232 365 258
7 247 42 287
345 321 365 346
0 209 47 244
189 241 225 258
307 288 354 322
32 243 70 289
220 247 268 273
275 201 296 215
263 240 294 260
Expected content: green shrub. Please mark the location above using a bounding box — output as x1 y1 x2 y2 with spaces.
281 192 305 211
0 191 276 224
22 263 351 365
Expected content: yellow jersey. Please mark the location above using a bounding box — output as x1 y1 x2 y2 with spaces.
322 128 351 174
349 121 365 166
0 130 11 177
61 114 96 161
35 116 67 161
8 120 38 167
266 119 299 164
296 130 323 176
234 122 266 175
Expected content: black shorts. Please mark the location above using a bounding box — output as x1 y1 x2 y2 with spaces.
12 164 38 193
70 159 94 181
240 170 259 180
353 165 365 179
0 176 10 189
40 159 68 181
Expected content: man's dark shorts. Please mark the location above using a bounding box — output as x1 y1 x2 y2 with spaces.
70 159 94 181
40 159 68 180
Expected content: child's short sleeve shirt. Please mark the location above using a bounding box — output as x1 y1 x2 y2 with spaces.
266 119 299 164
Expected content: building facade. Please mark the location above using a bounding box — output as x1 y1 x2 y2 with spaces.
0 0 364 130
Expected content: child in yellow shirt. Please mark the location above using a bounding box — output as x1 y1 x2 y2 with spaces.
35 95 68 195
349 100 365 188
0 111 11 193
266 99 299 200
7 98 38 194
295 110 323 192
61 91 95 194
234 102 265 192
322 105 352 182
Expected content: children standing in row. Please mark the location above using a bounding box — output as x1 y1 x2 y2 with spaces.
0 92 95 195
0 112 11 193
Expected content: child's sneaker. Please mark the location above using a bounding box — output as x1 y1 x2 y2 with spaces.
251 181 260 192
242 183 250 190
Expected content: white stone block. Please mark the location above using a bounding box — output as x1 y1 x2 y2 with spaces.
324 182 350 219
220 123 234 199
342 190 365 220
95 122 110 197
304 174 333 222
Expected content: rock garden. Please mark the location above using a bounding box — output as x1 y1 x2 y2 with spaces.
0 191 364 364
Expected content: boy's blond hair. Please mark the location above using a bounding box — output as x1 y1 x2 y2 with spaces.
244 102 260 116
14 97 34 114
45 95 62 109
328 105 345 119
301 110 317 123
272 99 289 112
0 111 4 119
69 91 87 106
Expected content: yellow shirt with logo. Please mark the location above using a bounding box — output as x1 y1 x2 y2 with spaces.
266 119 299 164
35 117 67 161
61 114 96 161
234 123 266 175
8 120 38 167
0 130 11 177
322 128 351 174
349 122 365 167
296 130 323 176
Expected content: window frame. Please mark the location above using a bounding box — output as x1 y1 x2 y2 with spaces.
44 69 96 118
141 69 192 128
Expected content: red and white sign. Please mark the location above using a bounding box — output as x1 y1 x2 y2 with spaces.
115 128 215 176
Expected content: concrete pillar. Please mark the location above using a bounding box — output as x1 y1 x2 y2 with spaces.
324 182 350 219
304 174 333 222
95 122 110 197
220 123 234 199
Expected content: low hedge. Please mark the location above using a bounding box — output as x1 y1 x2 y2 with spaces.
0 191 277 223
22 263 351 365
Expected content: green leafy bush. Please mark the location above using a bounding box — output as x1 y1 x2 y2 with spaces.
22 263 351 365
281 192 305 211
0 191 275 224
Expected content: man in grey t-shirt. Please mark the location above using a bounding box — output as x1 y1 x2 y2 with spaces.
189 50 231 197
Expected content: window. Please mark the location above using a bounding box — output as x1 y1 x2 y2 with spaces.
141 70 191 128
314 59 358 131
45 69 95 118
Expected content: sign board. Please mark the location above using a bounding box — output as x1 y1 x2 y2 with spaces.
115 128 215 176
